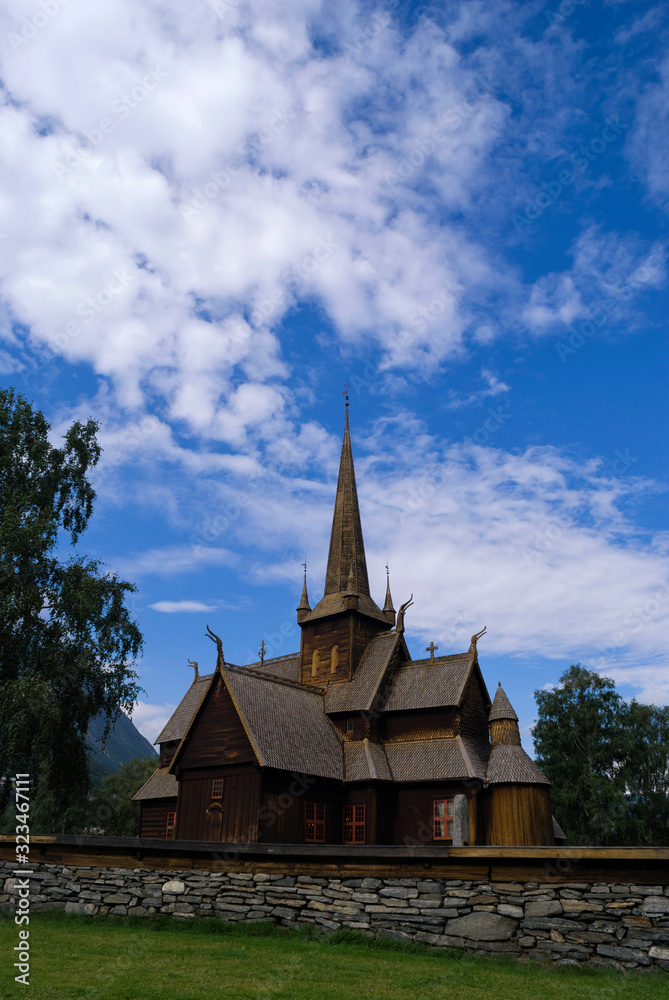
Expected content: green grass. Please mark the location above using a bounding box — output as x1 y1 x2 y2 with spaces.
0 914 665 1000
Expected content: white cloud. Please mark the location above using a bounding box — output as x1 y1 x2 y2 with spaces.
131 701 176 743
150 600 217 613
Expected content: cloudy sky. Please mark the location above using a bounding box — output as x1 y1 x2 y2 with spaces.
1 0 667 748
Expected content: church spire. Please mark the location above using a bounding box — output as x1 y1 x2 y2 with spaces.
383 562 395 626
323 401 371 600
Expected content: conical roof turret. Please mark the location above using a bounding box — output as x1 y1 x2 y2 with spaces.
489 682 519 722
296 565 311 623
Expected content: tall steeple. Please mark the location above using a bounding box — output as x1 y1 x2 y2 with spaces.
301 401 387 625
323 402 370 599
297 399 391 686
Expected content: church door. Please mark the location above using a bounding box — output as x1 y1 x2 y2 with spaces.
205 802 223 841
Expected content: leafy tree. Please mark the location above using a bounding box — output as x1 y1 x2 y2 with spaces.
533 664 669 846
0 388 143 831
83 757 159 837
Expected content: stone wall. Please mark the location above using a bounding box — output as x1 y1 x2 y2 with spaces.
2 860 668 973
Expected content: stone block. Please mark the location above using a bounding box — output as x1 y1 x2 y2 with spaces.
498 904 524 919
642 896 669 915
597 943 650 966
161 880 186 895
649 945 669 962
525 900 562 918
560 899 602 914
445 911 517 942
452 794 469 846
360 878 381 889
379 886 418 899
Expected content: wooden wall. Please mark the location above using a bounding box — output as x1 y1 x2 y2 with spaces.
176 765 261 842
159 740 180 768
382 708 457 742
391 783 478 846
457 670 491 744
176 675 255 771
299 611 389 687
259 771 342 844
481 784 554 846
139 798 176 839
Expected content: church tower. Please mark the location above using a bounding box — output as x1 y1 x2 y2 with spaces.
298 403 392 686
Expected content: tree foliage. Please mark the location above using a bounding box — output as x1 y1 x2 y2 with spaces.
84 757 159 837
533 664 669 846
0 388 143 829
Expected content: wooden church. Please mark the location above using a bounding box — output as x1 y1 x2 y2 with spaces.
134 406 559 847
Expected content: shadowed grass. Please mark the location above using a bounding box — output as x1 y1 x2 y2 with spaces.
0 913 665 1000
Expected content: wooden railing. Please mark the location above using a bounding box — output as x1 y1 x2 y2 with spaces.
1 835 668 883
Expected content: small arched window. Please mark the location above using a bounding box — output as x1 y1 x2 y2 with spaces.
311 649 320 677
330 644 339 673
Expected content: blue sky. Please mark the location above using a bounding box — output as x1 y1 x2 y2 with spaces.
1 0 667 750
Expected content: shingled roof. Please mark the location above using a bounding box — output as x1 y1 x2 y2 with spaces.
222 666 344 780
489 682 519 721
132 767 178 801
485 744 551 784
384 735 486 782
325 631 402 713
154 674 213 743
382 653 475 712
245 652 300 682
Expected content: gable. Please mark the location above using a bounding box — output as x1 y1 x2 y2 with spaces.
175 673 256 771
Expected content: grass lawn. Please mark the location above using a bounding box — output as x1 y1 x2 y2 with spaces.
0 914 666 1000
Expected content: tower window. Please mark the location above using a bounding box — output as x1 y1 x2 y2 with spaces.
433 798 454 840
212 779 223 799
165 811 176 839
346 718 354 732
330 644 339 673
311 649 320 677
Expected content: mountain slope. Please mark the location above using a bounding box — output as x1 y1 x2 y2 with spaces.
87 711 157 786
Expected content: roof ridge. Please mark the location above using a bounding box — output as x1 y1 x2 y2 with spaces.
224 664 324 695
245 652 299 668
401 652 470 667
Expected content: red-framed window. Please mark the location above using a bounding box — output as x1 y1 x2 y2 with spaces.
343 804 366 844
165 811 176 838
305 802 326 842
212 779 223 799
433 798 454 840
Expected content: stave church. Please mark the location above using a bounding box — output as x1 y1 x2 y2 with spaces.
134 404 561 846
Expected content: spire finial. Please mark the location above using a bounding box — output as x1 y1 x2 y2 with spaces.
258 639 266 665
297 558 311 620
343 382 349 428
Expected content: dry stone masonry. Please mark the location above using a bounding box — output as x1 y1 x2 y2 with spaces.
2 860 668 973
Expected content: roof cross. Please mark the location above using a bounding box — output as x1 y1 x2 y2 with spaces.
258 639 266 665
426 641 439 660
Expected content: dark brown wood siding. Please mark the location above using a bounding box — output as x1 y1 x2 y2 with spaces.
175 764 261 842
139 799 176 839
299 611 389 686
258 771 342 844
481 784 555 846
391 783 476 846
457 670 491 744
159 740 180 768
382 708 457 742
177 675 256 771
